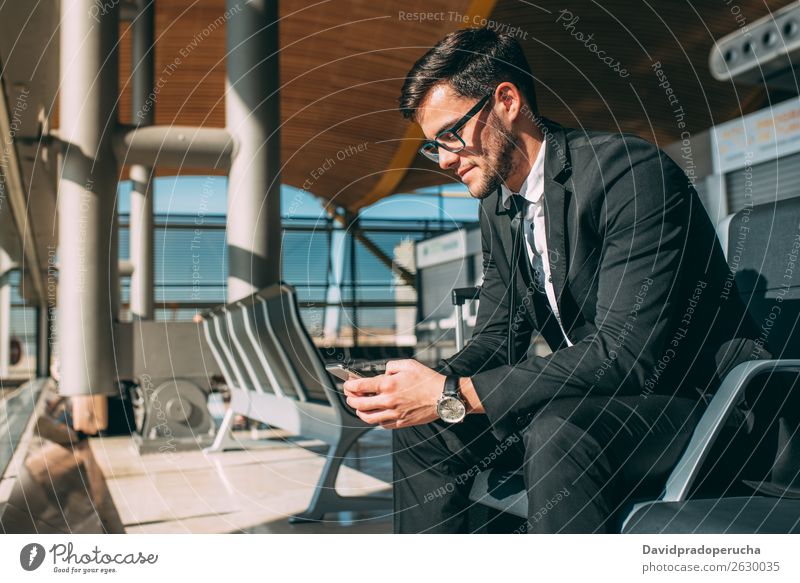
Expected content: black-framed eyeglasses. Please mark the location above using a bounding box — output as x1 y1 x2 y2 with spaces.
419 92 493 163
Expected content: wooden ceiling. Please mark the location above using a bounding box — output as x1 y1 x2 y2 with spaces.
110 0 793 210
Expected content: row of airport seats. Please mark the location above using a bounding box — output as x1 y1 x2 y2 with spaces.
201 283 391 523
464 197 800 533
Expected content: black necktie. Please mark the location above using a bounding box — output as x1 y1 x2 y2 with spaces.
508 195 567 354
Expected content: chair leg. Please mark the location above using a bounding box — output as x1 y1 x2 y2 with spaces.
202 408 241 453
289 426 392 523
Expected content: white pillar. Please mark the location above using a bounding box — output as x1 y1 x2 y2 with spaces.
56 0 118 396
129 0 155 320
0 248 12 378
323 229 346 341
225 0 282 302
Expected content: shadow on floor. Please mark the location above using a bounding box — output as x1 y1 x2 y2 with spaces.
1 430 125 534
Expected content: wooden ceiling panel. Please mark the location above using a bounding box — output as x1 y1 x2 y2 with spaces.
114 0 477 208
108 0 795 208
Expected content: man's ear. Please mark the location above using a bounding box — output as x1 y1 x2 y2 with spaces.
495 82 522 123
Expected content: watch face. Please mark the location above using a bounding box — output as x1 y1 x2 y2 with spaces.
437 396 466 423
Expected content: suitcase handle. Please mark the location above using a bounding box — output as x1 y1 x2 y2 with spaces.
451 286 481 306
451 287 481 351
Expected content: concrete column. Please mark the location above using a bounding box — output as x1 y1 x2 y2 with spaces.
0 248 12 378
57 0 118 396
348 223 359 346
323 226 346 341
129 0 155 320
36 304 52 378
225 0 282 302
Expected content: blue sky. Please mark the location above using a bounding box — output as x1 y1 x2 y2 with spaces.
116 176 479 222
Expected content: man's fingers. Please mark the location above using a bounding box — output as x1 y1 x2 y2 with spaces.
346 394 391 411
342 376 381 396
356 408 398 425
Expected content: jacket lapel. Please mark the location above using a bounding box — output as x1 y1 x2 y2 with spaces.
539 117 572 312
492 116 573 325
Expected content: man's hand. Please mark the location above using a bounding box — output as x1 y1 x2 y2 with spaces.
342 359 443 429
70 394 109 434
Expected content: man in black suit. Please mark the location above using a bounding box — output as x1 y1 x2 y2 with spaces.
342 28 765 533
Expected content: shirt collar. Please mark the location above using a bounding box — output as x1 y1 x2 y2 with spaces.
501 141 546 211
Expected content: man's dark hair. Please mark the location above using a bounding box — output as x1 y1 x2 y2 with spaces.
399 27 538 120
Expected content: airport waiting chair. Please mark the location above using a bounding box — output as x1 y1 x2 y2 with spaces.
621 196 800 532
202 283 391 523
461 197 800 533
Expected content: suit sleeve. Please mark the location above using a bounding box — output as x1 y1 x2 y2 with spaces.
435 203 533 377
470 147 694 440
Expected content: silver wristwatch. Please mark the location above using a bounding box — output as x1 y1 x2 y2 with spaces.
437 375 467 423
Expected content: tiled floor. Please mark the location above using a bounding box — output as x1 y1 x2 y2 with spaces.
2 421 393 534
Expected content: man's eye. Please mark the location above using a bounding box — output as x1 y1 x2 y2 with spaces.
438 131 459 144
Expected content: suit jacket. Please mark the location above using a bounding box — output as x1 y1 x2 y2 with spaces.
438 117 767 441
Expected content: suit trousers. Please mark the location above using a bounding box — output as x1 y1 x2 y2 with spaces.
392 394 706 533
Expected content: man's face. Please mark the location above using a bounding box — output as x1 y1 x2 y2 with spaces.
417 84 518 199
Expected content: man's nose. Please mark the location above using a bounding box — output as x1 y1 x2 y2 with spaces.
438 147 459 171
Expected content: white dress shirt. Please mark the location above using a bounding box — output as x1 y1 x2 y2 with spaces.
500 144 573 347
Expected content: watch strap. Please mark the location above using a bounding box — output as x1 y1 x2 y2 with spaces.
443 375 461 398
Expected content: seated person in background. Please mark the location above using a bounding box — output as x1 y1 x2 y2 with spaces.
343 28 767 533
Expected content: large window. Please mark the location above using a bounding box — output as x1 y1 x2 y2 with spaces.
116 179 478 347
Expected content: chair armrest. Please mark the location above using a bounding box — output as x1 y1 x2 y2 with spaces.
662 359 800 502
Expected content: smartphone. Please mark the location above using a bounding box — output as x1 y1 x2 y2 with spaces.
326 362 386 382
326 363 366 382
